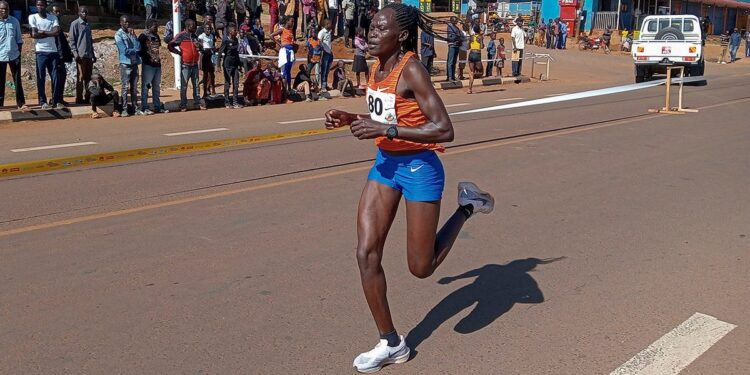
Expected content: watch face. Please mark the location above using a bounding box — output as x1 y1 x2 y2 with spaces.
387 126 397 139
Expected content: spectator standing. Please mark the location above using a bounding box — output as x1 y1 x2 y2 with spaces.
29 0 61 109
485 32 496 77
301 0 317 36
88 73 121 118
69 6 95 105
317 19 333 91
270 16 297 91
219 24 243 108
51 5 72 107
168 19 206 111
0 0 27 110
114 15 142 116
551 18 559 49
352 27 368 88
198 22 218 99
458 23 469 80
247 0 262 23
745 29 750 58
420 22 435 74
446 16 461 82
718 30 729 64
144 0 157 21
164 19 175 43
495 36 506 77
326 0 340 37
268 0 279 33
546 18 555 49
306 28 322 84
537 19 546 47
729 28 740 63
138 19 166 114
342 0 355 48
511 18 525 76
558 21 567 49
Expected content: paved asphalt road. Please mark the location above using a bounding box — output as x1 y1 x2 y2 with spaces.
1 63 749 374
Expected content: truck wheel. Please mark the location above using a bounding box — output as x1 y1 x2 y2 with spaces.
655 27 684 41
635 75 645 83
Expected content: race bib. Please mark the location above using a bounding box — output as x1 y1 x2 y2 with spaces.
366 88 397 125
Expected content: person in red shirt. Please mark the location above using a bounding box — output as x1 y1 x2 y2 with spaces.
168 19 206 111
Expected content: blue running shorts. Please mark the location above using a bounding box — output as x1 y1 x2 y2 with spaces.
367 149 445 202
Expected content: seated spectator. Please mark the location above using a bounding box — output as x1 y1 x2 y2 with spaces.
331 60 355 97
293 64 315 102
88 72 122 118
242 60 262 105
240 15 252 34
251 18 266 44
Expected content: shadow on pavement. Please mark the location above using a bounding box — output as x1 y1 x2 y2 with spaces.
406 257 565 356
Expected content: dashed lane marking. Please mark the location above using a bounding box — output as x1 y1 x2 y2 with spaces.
164 128 229 136
610 312 736 375
496 97 525 102
278 117 326 124
10 142 98 153
445 103 470 108
544 93 569 96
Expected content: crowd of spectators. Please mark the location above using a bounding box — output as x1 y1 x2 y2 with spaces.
0 0 382 116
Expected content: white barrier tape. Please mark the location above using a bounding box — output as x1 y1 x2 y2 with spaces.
238 54 547 64
452 76 705 115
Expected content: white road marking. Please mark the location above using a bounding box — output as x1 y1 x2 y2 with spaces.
496 97 526 102
452 77 705 116
278 117 326 125
610 312 736 375
11 142 98 153
445 103 470 108
545 93 569 96
163 128 229 136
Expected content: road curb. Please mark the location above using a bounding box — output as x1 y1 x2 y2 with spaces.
0 90 344 125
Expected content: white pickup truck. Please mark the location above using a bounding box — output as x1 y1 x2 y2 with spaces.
632 15 704 83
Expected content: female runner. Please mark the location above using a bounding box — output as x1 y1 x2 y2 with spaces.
324 4 495 373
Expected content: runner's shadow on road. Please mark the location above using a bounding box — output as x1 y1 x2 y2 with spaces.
406 257 565 357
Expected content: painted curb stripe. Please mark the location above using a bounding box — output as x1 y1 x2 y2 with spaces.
0 127 345 178
610 312 736 375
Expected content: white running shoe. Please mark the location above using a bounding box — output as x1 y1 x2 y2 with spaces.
458 182 495 215
352 336 410 373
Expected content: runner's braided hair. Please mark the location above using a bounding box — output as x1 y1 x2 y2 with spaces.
381 3 449 54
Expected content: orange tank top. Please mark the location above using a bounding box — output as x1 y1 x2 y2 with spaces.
367 51 445 153
281 28 294 46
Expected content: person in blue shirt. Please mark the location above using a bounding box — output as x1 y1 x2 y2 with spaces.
114 15 142 116
420 22 435 74
446 16 461 82
0 0 26 110
485 32 496 77
729 28 740 63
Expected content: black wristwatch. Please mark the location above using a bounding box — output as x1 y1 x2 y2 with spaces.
386 126 398 140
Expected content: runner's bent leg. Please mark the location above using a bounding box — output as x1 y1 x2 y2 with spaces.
405 200 468 278
357 180 402 335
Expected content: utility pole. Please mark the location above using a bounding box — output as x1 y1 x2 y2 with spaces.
576 0 585 42
172 0 182 89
